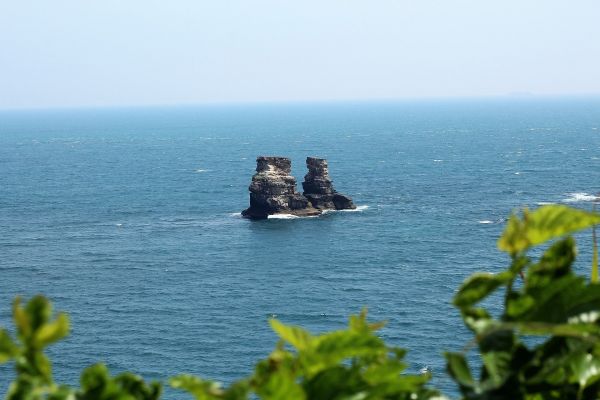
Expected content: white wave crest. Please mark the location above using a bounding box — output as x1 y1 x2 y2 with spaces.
563 192 599 203
312 205 370 215
195 169 208 173
267 214 300 219
340 205 369 212
478 220 493 224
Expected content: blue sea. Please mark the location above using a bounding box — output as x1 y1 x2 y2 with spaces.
1 98 599 397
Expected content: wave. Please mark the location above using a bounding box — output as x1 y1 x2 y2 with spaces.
338 205 369 212
232 205 369 220
478 220 493 224
267 214 300 219
194 169 208 173
563 192 599 203
321 205 369 214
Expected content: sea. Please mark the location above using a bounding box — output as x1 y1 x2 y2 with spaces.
1 97 599 397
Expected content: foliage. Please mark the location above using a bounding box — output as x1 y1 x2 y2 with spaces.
2 204 600 399
0 296 161 400
171 310 443 400
449 205 600 399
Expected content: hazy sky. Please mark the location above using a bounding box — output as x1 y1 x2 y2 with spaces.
1 0 599 109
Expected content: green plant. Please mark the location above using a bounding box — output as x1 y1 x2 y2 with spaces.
448 205 600 399
2 205 600 399
0 296 161 400
171 310 443 399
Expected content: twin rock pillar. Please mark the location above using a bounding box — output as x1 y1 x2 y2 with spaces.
241 156 356 219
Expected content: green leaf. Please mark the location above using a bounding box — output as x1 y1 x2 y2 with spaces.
309 330 385 366
348 308 386 333
34 313 69 347
498 205 600 254
453 272 512 309
303 366 362 400
569 352 600 391
526 237 576 286
80 363 161 400
362 360 406 384
445 352 474 388
478 330 515 388
25 295 53 332
269 319 314 351
256 368 306 400
35 352 53 381
461 308 495 334
116 372 162 400
170 375 223 400
0 329 18 363
506 273 600 324
48 384 76 400
481 351 512 388
12 297 31 340
80 363 111 393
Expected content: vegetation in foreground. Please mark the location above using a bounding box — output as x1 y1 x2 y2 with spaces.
2 205 600 399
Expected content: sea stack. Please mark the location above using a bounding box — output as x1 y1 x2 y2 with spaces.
241 156 320 219
302 157 356 210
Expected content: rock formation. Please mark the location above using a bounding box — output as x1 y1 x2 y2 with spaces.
241 156 356 219
302 157 356 211
241 156 320 219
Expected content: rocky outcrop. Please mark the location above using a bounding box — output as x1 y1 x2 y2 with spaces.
241 157 320 219
241 156 356 219
302 157 356 210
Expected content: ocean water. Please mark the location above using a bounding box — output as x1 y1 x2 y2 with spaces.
1 98 599 397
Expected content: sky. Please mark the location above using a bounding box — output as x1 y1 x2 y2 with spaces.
1 0 599 109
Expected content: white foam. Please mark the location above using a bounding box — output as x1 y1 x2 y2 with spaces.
536 202 555 206
316 205 370 215
195 169 208 173
563 192 599 203
229 212 242 218
478 220 493 224
433 159 443 162
340 205 369 212
267 214 300 219
514 172 521 175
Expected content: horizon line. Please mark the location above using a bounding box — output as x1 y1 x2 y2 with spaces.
1 92 600 113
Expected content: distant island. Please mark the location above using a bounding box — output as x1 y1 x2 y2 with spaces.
241 156 356 219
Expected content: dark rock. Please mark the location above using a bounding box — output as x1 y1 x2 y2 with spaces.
242 156 320 219
332 193 355 210
302 157 356 210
